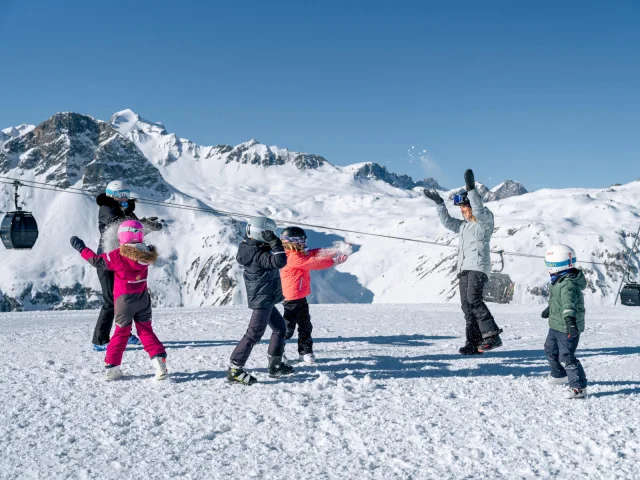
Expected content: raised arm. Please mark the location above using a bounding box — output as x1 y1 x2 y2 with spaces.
253 232 288 270
467 189 493 227
70 236 120 270
424 189 463 233
436 203 463 233
289 249 336 271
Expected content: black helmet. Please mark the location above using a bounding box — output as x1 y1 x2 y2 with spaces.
280 226 307 245
452 191 470 206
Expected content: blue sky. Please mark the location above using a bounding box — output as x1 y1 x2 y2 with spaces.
0 0 638 190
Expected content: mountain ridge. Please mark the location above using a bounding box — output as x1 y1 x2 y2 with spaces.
0 110 637 312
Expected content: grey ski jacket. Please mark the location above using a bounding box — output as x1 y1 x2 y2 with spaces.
436 189 494 277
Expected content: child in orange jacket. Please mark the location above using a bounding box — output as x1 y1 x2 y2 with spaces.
279 226 348 363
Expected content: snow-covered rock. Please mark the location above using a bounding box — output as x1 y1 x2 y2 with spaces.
447 180 528 203
111 109 328 170
485 179 528 202
351 162 445 190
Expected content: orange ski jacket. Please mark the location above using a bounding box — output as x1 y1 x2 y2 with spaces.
281 249 335 300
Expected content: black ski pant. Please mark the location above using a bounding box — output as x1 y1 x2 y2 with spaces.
284 297 313 355
459 270 500 344
544 329 587 389
92 267 115 345
230 306 287 366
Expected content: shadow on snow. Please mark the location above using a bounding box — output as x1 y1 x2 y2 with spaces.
159 335 640 396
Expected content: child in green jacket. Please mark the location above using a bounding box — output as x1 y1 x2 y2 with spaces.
542 244 588 399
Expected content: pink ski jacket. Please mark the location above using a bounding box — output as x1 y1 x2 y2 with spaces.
80 244 158 301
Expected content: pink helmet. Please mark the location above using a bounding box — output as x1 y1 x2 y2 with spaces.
118 220 144 245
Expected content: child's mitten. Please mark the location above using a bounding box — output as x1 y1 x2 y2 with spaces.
70 236 86 252
565 316 579 338
333 254 348 266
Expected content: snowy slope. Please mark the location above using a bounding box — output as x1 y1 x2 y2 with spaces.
1 304 639 479
112 110 639 306
1 110 639 310
0 114 245 310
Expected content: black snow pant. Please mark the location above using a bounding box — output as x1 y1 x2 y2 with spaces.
92 267 115 345
544 329 587 389
230 306 287 366
284 298 314 355
459 270 501 344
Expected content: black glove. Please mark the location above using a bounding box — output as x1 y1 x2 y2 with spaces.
565 316 579 338
124 198 136 214
70 236 86 252
262 230 277 243
262 230 282 249
141 218 163 232
464 169 475 191
541 306 550 319
423 189 444 205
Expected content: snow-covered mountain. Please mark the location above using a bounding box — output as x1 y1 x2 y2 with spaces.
446 180 527 203
0 110 638 311
348 162 444 191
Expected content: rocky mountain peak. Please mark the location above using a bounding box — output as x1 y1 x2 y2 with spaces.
448 179 528 203
485 180 528 202
0 112 171 197
352 162 445 191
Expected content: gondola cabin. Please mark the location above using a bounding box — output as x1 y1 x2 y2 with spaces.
1 211 39 249
620 283 640 307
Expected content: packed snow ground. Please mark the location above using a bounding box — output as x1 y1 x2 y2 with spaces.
1 304 639 479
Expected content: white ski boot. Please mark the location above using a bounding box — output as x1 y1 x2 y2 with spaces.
227 362 257 385
298 353 316 364
566 387 587 399
546 374 568 385
152 356 169 381
105 365 123 381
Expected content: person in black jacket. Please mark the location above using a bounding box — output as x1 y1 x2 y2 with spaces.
92 180 162 351
227 216 294 385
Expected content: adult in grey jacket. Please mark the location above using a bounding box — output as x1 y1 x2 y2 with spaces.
424 169 503 354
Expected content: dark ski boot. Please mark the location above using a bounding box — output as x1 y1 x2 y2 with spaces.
478 330 504 352
268 355 295 378
227 363 257 386
459 342 483 355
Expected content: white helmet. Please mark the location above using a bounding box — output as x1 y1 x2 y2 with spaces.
545 244 577 274
105 180 130 200
246 216 277 242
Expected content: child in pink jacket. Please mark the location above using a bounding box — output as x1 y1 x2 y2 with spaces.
70 220 168 381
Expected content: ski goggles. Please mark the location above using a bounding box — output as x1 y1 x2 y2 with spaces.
118 225 144 234
106 188 131 201
281 235 307 246
453 193 470 206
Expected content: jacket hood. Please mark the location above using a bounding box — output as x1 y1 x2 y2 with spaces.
554 269 586 289
573 270 587 290
119 243 158 264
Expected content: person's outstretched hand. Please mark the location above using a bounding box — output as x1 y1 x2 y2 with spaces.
423 189 444 205
70 236 86 252
464 169 475 191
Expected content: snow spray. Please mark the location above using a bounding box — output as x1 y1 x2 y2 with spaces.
318 241 353 258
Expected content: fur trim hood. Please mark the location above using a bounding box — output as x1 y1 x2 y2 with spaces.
119 243 159 264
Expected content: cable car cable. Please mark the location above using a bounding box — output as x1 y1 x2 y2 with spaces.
0 175 622 266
